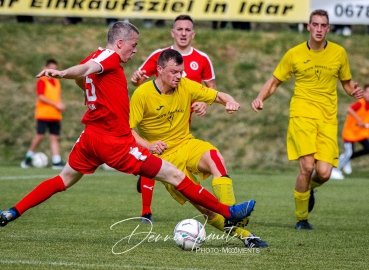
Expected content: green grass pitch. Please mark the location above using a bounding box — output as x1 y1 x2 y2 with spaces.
0 166 368 269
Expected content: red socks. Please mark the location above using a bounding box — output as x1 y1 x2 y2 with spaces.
175 176 231 218
210 150 227 176
15 176 66 215
140 176 155 216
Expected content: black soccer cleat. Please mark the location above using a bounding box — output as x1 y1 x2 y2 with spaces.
244 233 269 248
141 213 154 223
308 189 315 213
295 220 314 230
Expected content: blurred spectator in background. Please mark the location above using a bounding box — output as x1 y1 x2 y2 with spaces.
330 84 369 180
16 16 34 23
64 17 83 25
212 21 251 30
143 19 166 28
332 25 352 36
212 21 228 29
21 59 66 170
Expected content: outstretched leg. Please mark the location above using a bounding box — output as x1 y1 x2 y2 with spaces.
0 163 83 226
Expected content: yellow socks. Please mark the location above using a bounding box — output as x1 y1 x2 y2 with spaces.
310 180 322 190
294 189 310 221
212 177 236 206
210 177 250 242
207 214 251 241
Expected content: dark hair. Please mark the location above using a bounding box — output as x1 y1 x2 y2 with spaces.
174 14 193 25
45 59 58 66
107 21 139 45
158 49 183 67
309 9 329 24
364 84 369 91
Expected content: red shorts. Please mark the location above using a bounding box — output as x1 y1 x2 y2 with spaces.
69 127 161 177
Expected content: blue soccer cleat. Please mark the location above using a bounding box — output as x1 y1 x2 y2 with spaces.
224 200 255 233
228 200 255 222
0 208 19 227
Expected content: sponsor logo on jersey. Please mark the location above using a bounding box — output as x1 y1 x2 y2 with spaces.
190 61 199 71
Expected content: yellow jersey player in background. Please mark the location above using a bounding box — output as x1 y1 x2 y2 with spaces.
251 9 363 230
130 49 268 248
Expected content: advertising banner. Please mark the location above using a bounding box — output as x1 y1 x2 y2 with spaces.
311 0 369 24
0 0 311 23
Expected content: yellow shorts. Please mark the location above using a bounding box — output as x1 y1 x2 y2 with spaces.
159 138 218 205
287 117 339 167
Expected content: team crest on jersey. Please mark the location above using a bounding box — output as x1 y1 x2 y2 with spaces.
190 61 199 71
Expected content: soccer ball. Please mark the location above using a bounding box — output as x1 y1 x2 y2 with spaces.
32 152 48 168
173 219 206 251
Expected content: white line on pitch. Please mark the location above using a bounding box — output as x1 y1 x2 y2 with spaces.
0 259 201 270
0 172 121 181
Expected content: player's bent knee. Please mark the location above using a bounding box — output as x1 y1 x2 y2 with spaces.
316 168 331 181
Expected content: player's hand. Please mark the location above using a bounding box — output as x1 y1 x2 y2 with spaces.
225 101 240 114
148 140 167 155
56 102 66 111
351 83 363 99
37 69 63 78
192 102 207 116
251 98 264 112
131 70 146 85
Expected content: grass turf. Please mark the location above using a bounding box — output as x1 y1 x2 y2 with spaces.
0 166 368 269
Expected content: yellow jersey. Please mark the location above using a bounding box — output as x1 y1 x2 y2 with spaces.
273 41 352 124
130 78 218 155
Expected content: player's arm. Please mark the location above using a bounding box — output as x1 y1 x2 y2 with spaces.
204 79 216 89
341 79 363 99
191 80 217 117
214 92 240 114
131 129 168 155
38 94 66 111
347 106 365 127
75 78 85 91
37 60 101 80
251 76 282 112
131 70 147 86
36 80 66 111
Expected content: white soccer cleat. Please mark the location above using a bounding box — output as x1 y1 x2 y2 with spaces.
330 168 344 180
342 161 352 175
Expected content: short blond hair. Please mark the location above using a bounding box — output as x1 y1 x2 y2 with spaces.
309 9 329 24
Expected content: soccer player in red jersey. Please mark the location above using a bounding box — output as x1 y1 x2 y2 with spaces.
130 15 217 222
0 21 254 233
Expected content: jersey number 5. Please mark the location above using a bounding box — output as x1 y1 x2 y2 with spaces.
85 77 97 102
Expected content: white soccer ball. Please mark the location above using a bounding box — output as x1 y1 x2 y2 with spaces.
32 152 48 168
173 219 206 251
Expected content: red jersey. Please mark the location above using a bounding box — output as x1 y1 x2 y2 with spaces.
139 46 215 83
79 48 131 136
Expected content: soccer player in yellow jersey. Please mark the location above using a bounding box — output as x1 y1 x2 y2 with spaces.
251 9 363 230
130 49 268 248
